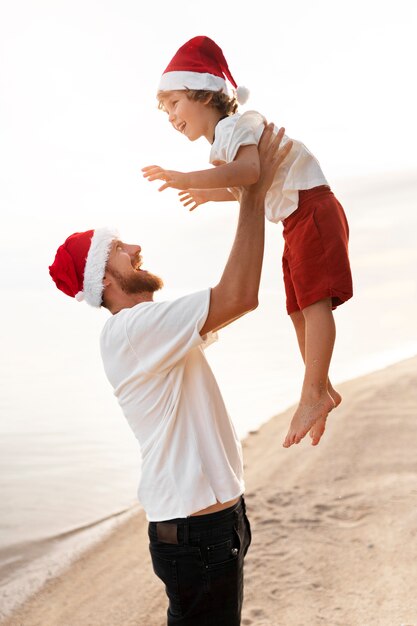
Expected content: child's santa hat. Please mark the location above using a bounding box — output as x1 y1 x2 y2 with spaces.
49 227 118 307
158 35 250 105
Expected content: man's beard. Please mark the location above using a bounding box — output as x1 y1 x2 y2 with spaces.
108 266 164 295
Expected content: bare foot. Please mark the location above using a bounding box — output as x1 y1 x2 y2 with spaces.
283 392 335 448
328 383 342 409
309 415 328 446
308 385 342 446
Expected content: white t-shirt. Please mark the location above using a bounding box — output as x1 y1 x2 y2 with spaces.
100 289 244 521
210 111 329 222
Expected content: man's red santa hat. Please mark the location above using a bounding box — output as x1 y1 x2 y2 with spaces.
158 35 250 105
49 227 118 307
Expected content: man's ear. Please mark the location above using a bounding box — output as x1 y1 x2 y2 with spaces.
102 274 112 288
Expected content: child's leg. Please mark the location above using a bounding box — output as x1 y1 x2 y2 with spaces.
290 308 342 408
289 310 327 446
283 298 338 448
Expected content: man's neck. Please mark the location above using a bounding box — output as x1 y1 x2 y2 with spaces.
109 291 154 315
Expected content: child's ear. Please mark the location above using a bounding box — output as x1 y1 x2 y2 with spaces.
202 92 214 106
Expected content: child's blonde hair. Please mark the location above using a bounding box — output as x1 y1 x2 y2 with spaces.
157 88 238 117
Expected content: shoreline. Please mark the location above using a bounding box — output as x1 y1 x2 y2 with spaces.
2 355 417 626
0 506 141 622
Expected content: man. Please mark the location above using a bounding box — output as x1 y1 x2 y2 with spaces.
49 125 292 625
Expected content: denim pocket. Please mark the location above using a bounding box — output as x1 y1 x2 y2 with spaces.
149 548 182 617
204 526 241 571
207 538 233 564
242 513 252 557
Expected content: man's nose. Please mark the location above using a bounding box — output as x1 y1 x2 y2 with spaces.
168 112 176 124
127 244 141 255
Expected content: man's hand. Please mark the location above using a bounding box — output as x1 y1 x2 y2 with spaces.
246 124 292 195
142 165 190 192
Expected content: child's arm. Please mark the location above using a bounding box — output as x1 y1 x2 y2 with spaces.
142 145 260 192
178 188 237 211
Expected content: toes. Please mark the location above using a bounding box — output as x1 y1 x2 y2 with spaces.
311 434 323 446
310 420 327 446
311 432 322 446
294 429 307 445
283 429 295 448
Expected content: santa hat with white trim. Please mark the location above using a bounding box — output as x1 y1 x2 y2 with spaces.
158 35 250 105
49 227 118 307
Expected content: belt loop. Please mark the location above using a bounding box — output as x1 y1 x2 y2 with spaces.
183 520 189 545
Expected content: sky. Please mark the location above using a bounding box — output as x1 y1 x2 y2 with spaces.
1 0 417 558
1 2 416 598
0 0 416 292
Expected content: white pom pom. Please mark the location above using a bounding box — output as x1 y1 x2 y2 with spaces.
236 86 250 105
75 291 85 302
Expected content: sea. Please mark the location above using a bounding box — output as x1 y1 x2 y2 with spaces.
0 172 416 619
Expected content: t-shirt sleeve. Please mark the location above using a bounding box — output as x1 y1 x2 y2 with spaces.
124 288 216 374
210 121 233 164
226 110 266 162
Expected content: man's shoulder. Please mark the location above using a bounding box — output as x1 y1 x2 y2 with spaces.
100 289 213 368
100 302 149 342
101 289 211 338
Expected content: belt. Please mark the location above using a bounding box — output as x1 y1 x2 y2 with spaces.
153 497 245 545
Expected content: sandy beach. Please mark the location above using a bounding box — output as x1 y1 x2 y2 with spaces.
2 356 417 626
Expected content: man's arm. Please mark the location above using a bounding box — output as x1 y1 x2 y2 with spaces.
199 125 292 336
142 145 260 192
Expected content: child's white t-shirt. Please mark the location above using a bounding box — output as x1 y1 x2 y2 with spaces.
100 289 244 521
210 111 329 222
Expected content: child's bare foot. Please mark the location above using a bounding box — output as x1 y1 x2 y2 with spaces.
328 382 342 409
283 392 335 448
308 384 342 446
309 415 328 446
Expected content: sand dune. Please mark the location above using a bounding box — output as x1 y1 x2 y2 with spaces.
2 356 417 626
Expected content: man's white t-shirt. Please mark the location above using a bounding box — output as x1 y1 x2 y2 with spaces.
100 288 244 521
210 111 329 222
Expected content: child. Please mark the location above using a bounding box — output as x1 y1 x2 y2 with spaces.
142 36 353 448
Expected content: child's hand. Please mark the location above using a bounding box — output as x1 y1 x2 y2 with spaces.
178 189 209 211
141 165 189 192
228 186 243 202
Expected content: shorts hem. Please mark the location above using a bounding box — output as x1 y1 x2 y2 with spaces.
286 289 353 315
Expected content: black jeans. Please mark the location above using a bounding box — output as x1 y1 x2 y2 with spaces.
148 496 251 625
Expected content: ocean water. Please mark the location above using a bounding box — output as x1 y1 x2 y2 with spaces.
0 173 416 618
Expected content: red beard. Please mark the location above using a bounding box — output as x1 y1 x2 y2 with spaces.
108 266 164 295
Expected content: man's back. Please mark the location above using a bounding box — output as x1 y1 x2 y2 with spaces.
100 289 244 521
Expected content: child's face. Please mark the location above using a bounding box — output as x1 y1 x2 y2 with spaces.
161 91 212 142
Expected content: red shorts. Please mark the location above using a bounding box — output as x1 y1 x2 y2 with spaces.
282 186 353 315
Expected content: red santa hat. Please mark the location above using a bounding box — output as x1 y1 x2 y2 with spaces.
49 227 118 307
158 35 250 105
